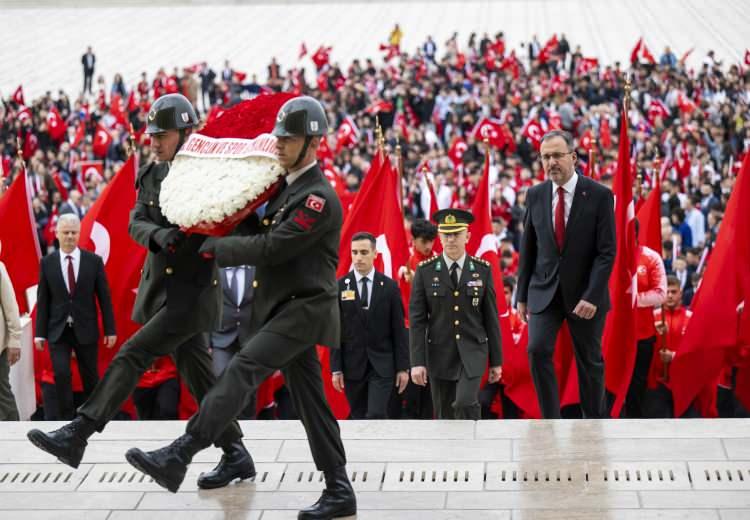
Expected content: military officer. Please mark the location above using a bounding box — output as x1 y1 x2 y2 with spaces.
123 96 356 520
409 209 503 420
27 93 252 490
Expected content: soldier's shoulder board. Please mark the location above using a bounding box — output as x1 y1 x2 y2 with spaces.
417 255 440 268
470 256 491 268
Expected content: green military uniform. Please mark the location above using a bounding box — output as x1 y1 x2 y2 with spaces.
78 161 242 447
185 163 347 472
409 210 502 420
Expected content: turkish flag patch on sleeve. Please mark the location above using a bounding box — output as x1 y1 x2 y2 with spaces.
305 194 326 213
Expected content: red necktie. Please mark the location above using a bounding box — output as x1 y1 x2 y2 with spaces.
555 186 566 250
66 255 76 295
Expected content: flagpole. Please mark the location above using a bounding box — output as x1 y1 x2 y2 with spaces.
395 138 404 211
587 137 596 177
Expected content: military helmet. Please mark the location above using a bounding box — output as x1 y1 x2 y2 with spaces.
145 93 198 134
272 96 328 137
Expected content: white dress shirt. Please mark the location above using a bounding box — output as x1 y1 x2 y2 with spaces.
551 173 579 232
286 160 317 185
442 252 466 282
225 266 246 306
60 248 81 294
354 267 375 308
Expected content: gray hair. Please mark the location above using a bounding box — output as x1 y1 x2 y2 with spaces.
540 130 575 151
57 213 81 228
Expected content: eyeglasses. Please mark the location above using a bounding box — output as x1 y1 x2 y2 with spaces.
541 152 573 163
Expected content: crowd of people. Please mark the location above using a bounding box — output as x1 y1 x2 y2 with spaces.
1 25 749 422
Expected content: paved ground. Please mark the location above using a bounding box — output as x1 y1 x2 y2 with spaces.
1 419 749 519
2 0 748 100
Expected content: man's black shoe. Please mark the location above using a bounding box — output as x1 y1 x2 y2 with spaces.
298 466 357 519
197 440 256 489
27 416 97 468
125 434 205 493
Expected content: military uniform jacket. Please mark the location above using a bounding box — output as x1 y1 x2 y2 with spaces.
129 162 222 334
409 255 502 380
212 164 343 348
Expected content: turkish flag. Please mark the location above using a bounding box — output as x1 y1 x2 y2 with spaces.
576 57 599 76
603 106 639 417
51 170 69 200
109 94 128 127
298 42 308 60
46 106 67 142
648 99 670 124
744 49 750 67
635 169 663 254
472 117 506 149
317 134 334 163
417 167 439 223
521 118 543 150
579 129 594 152
21 131 38 161
71 122 86 148
16 105 32 124
0 169 42 314
312 45 332 70
600 116 612 149
334 115 359 154
630 38 643 64
12 85 24 105
670 153 750 416
677 92 696 115
79 156 146 416
364 100 394 115
92 124 112 158
640 42 656 64
538 34 559 64
78 160 104 186
447 137 468 168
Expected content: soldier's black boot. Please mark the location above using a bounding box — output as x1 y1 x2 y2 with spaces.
196 440 256 489
27 415 98 468
125 434 206 493
298 466 357 520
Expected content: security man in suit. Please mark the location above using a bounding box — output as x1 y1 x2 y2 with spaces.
211 265 257 419
331 231 409 419
28 93 253 491
409 209 503 420
124 96 357 520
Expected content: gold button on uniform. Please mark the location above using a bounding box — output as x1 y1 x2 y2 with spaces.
455 334 460 340
454 320 459 326
453 291 459 297
212 279 218 286
149 200 154 206
252 280 258 288
262 218 270 226
165 267 173 275
454 305 459 311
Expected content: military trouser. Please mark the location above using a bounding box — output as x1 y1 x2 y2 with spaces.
77 306 242 447
430 366 482 420
187 330 346 471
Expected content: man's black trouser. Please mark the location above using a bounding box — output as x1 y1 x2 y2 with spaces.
78 306 242 447
187 331 346 471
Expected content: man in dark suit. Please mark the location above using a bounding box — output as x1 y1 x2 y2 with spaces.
517 130 616 419
409 209 503 420
331 232 409 419
28 94 252 492
211 265 257 419
59 189 86 220
81 46 95 94
34 213 116 419
124 96 356 520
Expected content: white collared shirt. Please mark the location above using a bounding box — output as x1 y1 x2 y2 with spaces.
354 267 375 308
60 248 81 294
551 173 579 232
443 252 466 282
225 266 246 306
286 160 317 185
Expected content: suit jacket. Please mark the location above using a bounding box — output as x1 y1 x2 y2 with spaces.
211 266 255 349
59 202 85 220
517 175 616 314
35 250 116 345
0 262 22 354
212 164 343 348
409 255 502 380
129 161 222 334
331 270 409 380
81 53 95 73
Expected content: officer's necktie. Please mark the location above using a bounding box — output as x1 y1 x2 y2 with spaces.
450 262 459 288
229 268 240 306
360 277 369 309
555 186 566 250
66 255 76 295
